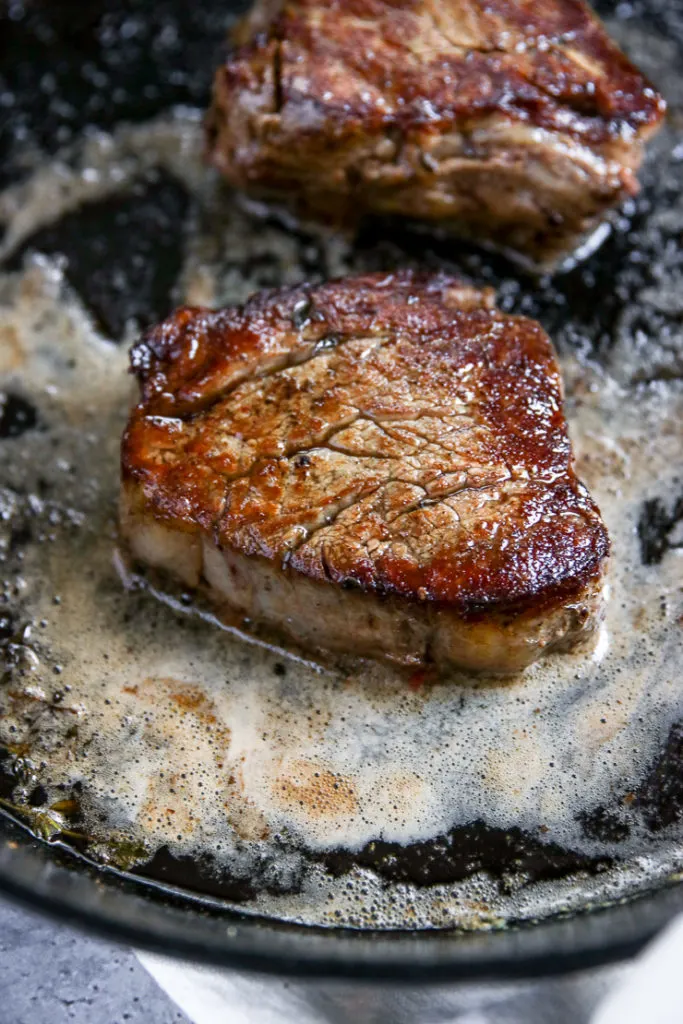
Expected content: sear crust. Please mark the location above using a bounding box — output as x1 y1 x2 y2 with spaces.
206 0 665 268
121 271 610 674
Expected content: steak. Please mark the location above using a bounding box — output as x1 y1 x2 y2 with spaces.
206 0 665 269
120 271 609 674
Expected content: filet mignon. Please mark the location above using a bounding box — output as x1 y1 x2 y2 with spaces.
206 0 665 268
121 271 610 674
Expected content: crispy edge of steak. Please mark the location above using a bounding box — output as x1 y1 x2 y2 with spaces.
206 0 665 269
120 271 610 675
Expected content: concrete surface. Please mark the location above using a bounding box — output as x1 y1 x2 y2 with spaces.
0 897 189 1024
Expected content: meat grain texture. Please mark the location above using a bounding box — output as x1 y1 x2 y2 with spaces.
121 271 609 675
206 0 665 268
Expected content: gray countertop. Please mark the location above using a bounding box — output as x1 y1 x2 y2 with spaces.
0 897 189 1024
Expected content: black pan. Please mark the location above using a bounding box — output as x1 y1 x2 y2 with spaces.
0 0 682 982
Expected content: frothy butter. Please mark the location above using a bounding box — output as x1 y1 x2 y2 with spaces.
0 83 682 930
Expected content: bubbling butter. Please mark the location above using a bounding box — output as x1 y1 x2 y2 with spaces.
0 61 682 930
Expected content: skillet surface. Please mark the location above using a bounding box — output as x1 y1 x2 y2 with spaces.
0 0 682 977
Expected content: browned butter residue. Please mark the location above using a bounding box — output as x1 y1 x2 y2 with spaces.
0 324 25 373
140 773 199 837
169 688 209 713
225 767 271 842
276 759 357 819
126 677 232 751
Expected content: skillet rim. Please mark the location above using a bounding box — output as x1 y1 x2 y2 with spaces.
1 813 682 981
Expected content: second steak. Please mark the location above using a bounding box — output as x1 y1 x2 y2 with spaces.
207 0 665 269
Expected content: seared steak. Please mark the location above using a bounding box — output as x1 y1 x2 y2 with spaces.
206 0 665 268
121 271 609 674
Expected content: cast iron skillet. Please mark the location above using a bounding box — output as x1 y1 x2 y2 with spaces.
1 813 683 982
0 0 682 981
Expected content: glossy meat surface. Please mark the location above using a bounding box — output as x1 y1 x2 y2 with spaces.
206 0 665 267
121 271 610 673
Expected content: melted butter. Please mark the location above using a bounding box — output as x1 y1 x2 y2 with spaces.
0 87 682 930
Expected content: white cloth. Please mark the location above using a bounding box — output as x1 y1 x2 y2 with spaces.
593 915 683 1024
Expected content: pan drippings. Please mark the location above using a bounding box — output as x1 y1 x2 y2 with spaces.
0 17 682 931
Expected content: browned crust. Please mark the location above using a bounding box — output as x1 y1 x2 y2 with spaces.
122 271 610 619
205 0 665 265
221 0 664 144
